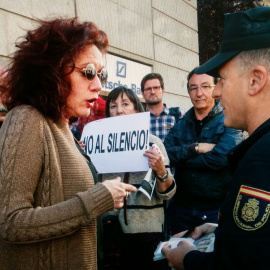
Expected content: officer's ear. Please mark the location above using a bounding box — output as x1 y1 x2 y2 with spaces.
248 65 267 96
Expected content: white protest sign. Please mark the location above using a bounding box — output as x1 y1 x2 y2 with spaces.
81 112 150 173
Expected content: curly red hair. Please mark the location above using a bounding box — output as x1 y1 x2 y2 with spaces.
1 18 108 121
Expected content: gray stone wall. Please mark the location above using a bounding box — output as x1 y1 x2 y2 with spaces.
0 0 198 110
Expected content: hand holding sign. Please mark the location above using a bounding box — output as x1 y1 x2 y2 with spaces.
144 144 166 177
144 143 173 194
138 143 167 200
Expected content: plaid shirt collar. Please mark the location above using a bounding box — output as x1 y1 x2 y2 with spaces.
148 104 169 117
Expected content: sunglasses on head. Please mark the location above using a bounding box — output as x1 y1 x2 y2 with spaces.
72 63 108 85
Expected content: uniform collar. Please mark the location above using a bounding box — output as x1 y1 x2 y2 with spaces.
228 118 270 174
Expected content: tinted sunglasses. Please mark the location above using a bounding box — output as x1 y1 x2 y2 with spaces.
72 63 108 85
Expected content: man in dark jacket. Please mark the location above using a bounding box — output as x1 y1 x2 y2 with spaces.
164 69 242 235
162 6 270 270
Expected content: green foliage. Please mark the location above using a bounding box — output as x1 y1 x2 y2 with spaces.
198 0 264 64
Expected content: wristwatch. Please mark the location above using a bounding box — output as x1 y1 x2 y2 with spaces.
195 143 199 154
156 170 168 182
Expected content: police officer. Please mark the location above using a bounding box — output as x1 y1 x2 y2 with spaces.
162 6 270 270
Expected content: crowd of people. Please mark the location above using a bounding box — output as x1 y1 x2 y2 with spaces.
1 5 270 270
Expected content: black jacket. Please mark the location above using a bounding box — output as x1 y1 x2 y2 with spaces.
184 118 270 270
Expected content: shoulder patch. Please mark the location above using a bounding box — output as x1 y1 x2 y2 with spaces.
233 185 270 231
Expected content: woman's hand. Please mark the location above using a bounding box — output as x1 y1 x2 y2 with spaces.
102 177 137 208
144 144 174 192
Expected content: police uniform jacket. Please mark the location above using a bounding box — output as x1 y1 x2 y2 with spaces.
184 118 270 270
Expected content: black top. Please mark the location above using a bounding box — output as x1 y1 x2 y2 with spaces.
184 118 270 270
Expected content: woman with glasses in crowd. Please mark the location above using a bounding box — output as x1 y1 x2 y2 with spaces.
0 18 136 270
101 86 176 270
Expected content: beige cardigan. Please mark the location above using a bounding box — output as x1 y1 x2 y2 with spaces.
0 105 114 270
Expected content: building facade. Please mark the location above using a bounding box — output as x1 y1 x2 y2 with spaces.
0 0 199 110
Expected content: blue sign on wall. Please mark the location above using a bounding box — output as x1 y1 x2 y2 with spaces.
105 54 152 96
116 61 126 78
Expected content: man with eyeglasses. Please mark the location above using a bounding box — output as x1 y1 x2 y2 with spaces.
163 68 242 236
140 73 185 142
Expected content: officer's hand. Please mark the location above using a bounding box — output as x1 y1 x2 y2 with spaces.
162 241 195 270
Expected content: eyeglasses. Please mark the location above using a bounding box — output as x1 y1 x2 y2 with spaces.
71 63 108 85
188 84 215 93
143 86 162 92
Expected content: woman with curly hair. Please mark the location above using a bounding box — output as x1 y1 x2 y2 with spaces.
0 18 136 270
